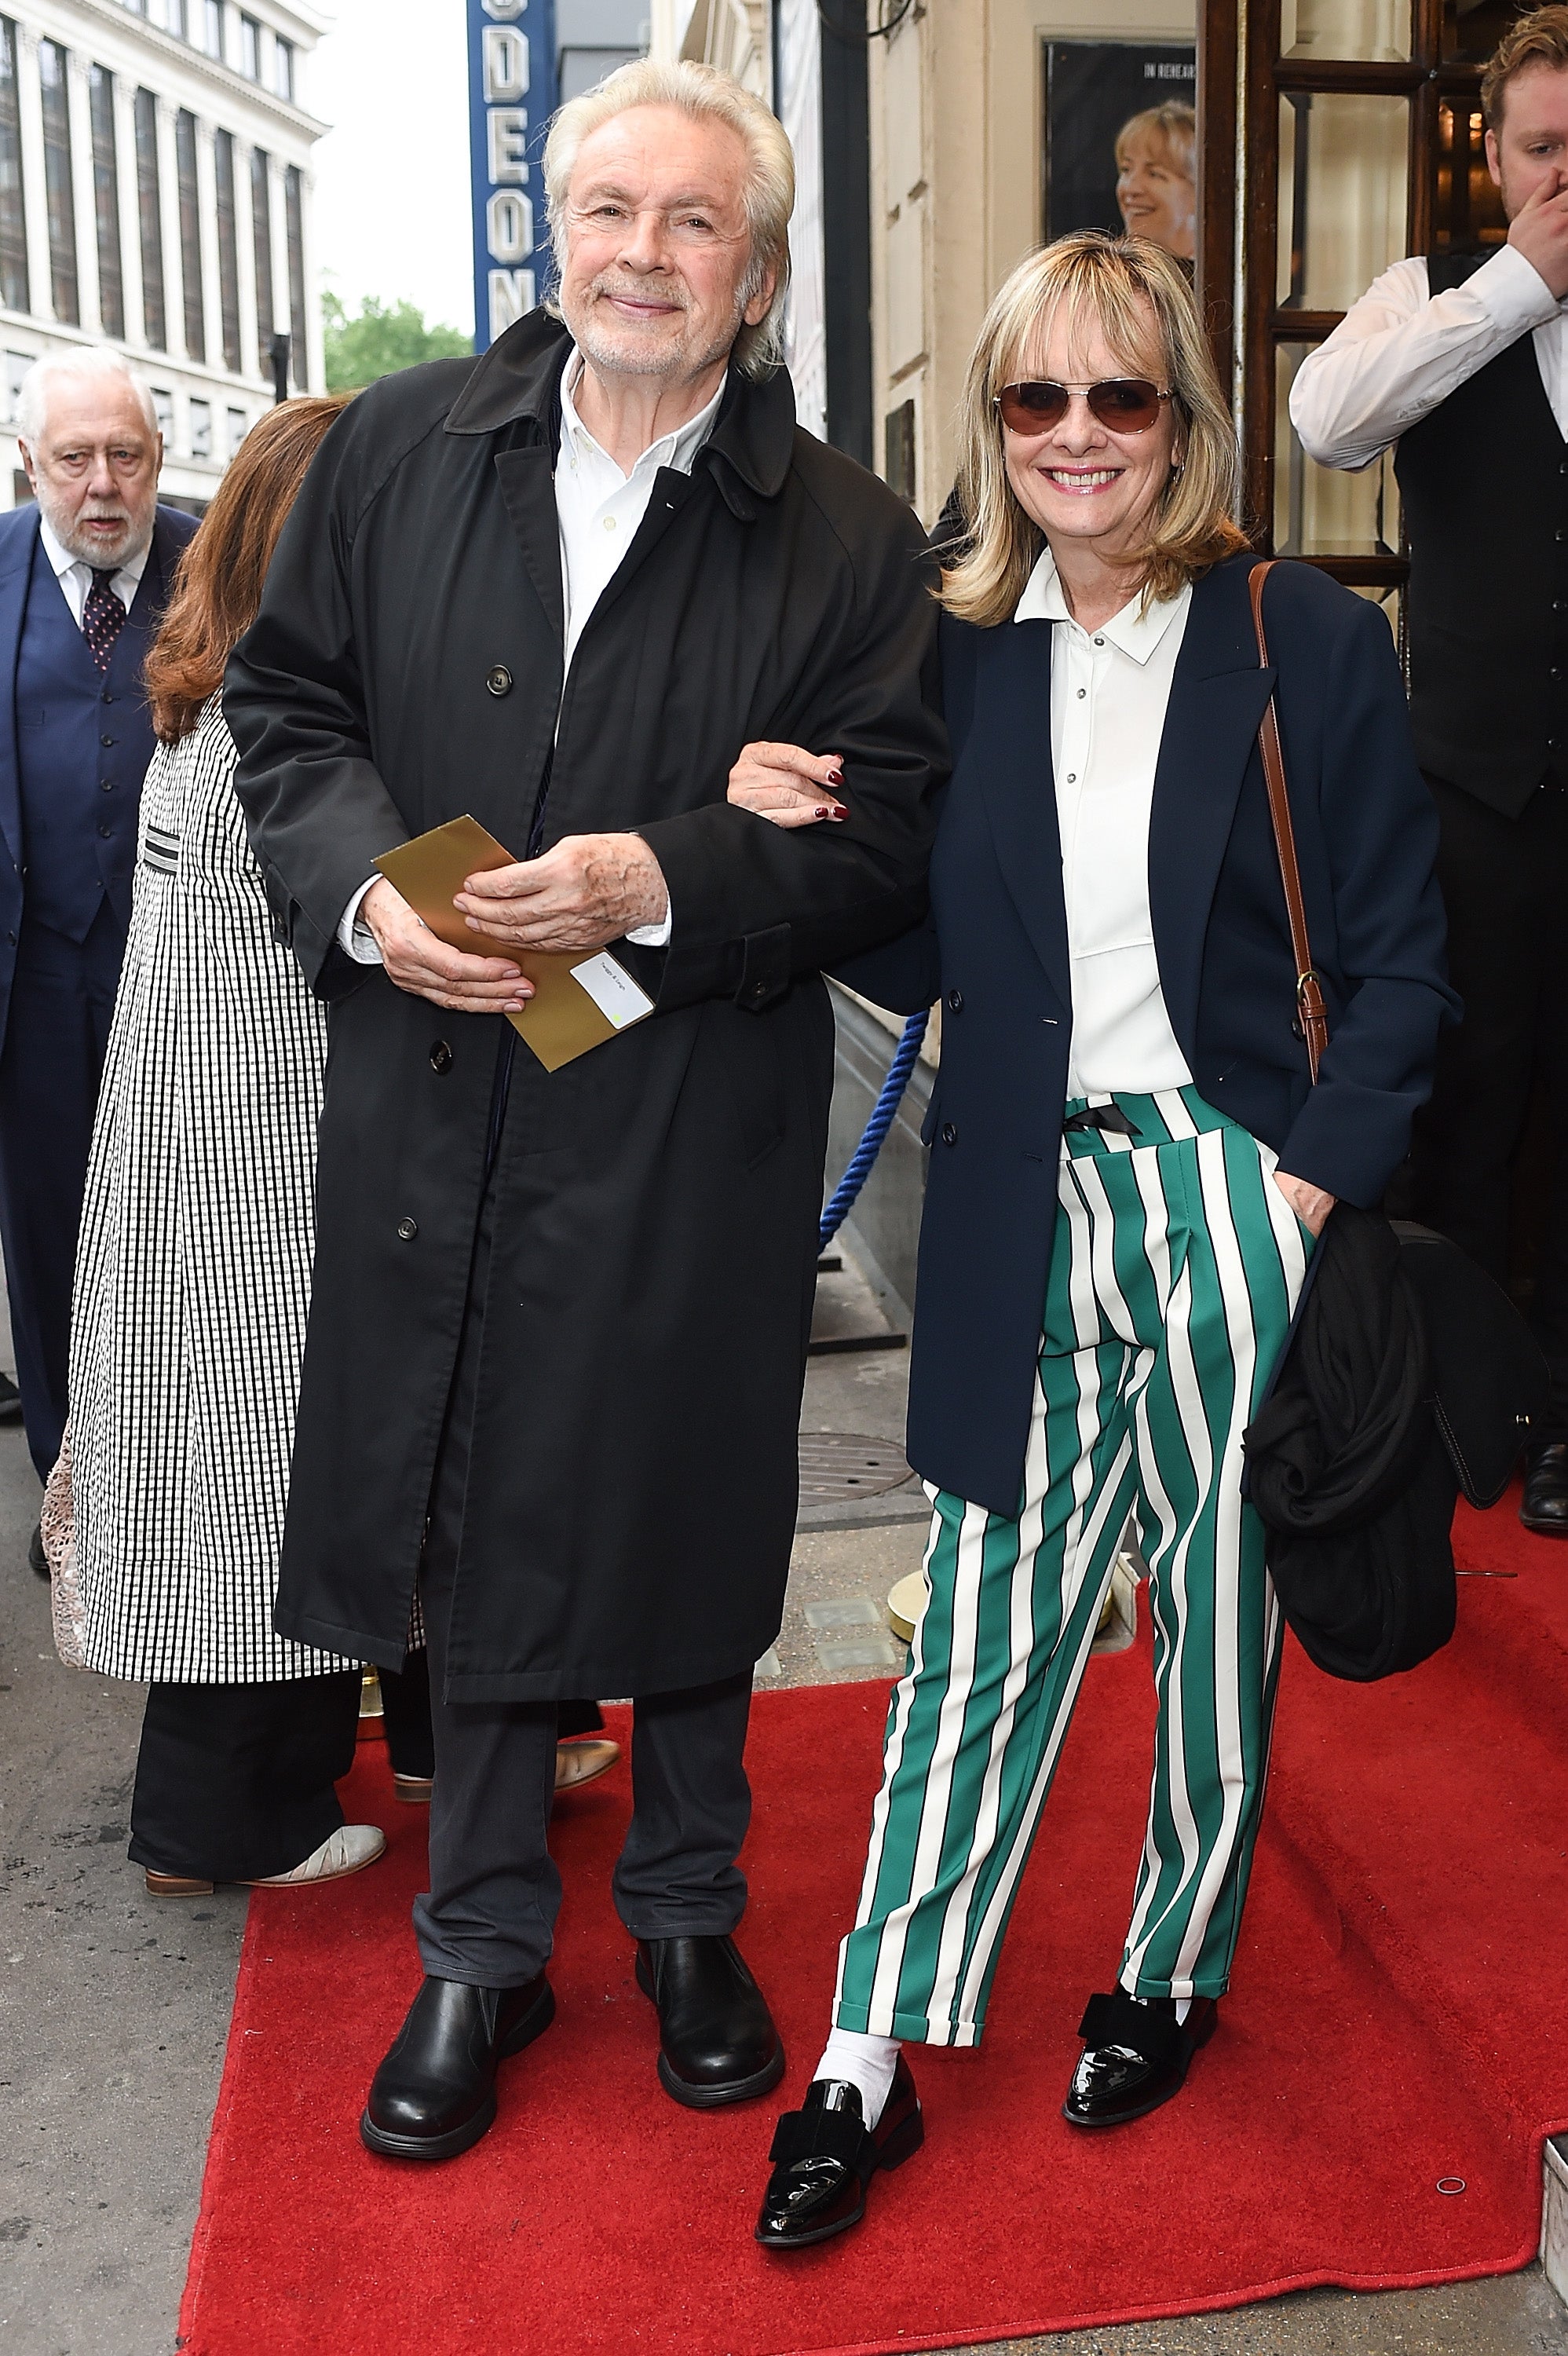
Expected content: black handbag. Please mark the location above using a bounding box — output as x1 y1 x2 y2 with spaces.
1239 564 1548 1681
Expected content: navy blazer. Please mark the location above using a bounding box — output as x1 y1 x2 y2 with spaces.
835 551 1457 1516
0 499 196 1048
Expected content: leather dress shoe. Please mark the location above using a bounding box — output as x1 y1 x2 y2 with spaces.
360 1971 554 2160
1521 1442 1568 1537
755 2057 923 2248
28 1520 47 1580
634 1933 784 2108
1062 1988 1218 2128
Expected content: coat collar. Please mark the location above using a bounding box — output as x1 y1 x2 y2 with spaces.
443 307 797 517
969 552 1274 1039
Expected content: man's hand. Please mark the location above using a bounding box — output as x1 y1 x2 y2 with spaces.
451 833 670 956
727 741 846 830
1274 1169 1336 1238
360 876 533 1012
1508 166 1568 302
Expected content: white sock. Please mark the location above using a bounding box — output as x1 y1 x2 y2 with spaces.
813 2027 901 2129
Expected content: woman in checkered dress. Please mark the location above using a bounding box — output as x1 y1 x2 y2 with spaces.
64 394 409 1895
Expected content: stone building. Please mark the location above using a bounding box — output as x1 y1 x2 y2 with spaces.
0 0 327 513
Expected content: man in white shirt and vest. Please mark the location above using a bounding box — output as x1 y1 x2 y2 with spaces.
1291 5 1568 1537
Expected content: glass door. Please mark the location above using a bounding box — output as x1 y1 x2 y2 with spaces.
1197 2 1522 622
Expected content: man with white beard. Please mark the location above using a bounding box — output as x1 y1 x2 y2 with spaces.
0 349 196 1571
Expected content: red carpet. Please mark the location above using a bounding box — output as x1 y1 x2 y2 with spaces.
179 1492 1568 2355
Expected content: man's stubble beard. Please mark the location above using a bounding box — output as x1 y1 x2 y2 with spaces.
35 479 152 571
565 273 747 387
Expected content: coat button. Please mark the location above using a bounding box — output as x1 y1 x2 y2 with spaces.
396 1216 418 1241
941 1121 958 1147
749 979 768 999
485 664 512 696
946 987 963 1013
429 1041 452 1074
99 779 113 791
101 733 115 747
97 821 111 838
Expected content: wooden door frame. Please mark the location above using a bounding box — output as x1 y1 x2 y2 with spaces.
1197 0 1491 582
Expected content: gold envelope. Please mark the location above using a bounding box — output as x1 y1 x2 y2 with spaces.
373 814 654 1074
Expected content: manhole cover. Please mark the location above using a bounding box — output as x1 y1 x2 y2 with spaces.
798 1432 914 1504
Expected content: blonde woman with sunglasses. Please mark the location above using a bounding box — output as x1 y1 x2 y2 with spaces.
733 232 1455 2248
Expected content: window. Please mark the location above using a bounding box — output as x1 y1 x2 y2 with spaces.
273 36 294 103
283 163 306 388
134 89 166 350
203 2 225 62
213 130 239 370
250 146 273 352
0 24 28 316
151 383 172 441
174 109 203 360
38 43 79 327
239 13 260 79
5 349 28 423
188 395 211 459
161 1 189 35
90 68 125 342
227 403 247 456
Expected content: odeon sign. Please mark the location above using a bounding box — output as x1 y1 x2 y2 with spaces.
469 0 557 352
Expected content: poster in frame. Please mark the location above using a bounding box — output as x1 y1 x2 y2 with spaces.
1042 42 1197 268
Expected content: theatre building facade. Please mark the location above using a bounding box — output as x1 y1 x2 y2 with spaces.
0 0 326 513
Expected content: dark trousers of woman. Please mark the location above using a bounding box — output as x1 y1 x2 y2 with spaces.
126 1655 605 1884
128 1652 434 1885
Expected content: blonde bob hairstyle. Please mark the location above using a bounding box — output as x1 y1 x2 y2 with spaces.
941 232 1247 627
543 57 794 379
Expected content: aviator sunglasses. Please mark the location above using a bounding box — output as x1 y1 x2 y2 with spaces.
994 377 1173 436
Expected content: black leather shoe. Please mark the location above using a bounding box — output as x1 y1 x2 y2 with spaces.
360 1971 554 2160
1521 1442 1568 1537
0 1372 22 1427
635 1933 784 2108
755 2057 923 2248
27 1520 47 1580
1062 1988 1218 2128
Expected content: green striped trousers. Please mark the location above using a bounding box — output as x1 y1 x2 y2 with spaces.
832 1088 1314 2046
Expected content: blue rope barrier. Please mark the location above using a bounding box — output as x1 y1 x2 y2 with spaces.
819 1008 931 1252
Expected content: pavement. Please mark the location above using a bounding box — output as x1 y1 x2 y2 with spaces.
2 1244 1566 2354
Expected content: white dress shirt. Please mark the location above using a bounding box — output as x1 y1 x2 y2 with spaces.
1015 550 1194 1099
339 348 726 963
38 512 150 627
1288 243 1568 470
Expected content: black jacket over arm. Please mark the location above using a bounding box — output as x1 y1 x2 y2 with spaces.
836 552 1456 1519
222 313 948 1699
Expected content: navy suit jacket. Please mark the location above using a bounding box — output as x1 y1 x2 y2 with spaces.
835 551 1457 1516
0 499 196 1049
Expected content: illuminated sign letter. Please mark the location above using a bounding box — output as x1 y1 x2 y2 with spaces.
470 0 556 352
484 27 529 104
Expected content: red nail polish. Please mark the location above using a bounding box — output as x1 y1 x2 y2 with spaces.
814 806 830 818
828 809 847 821
827 768 844 786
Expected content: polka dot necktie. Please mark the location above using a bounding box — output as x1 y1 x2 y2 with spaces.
82 569 126 674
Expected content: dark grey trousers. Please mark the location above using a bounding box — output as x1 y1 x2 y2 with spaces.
410 1162 755 1988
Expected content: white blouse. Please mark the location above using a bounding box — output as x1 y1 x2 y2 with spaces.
1016 548 1194 1099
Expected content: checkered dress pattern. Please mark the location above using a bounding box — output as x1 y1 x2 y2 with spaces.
81 569 127 671
68 696 356 1681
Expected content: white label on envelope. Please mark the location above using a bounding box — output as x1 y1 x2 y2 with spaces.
569 953 655 1030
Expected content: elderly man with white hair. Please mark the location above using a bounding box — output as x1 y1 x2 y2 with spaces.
226 58 945 2162
0 348 195 1564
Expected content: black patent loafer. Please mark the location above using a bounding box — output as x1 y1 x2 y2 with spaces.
1521 1442 1568 1537
360 1971 554 2160
1062 1988 1218 2129
755 2058 923 2249
635 1933 784 2109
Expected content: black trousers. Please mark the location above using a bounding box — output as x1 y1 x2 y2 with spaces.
410 1170 752 1989
0 906 123 1480
127 1652 435 1883
1409 776 1568 1440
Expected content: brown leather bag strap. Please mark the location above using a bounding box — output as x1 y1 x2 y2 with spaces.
1248 560 1329 1085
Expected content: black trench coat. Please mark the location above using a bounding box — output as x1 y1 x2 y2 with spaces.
225 312 945 1701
